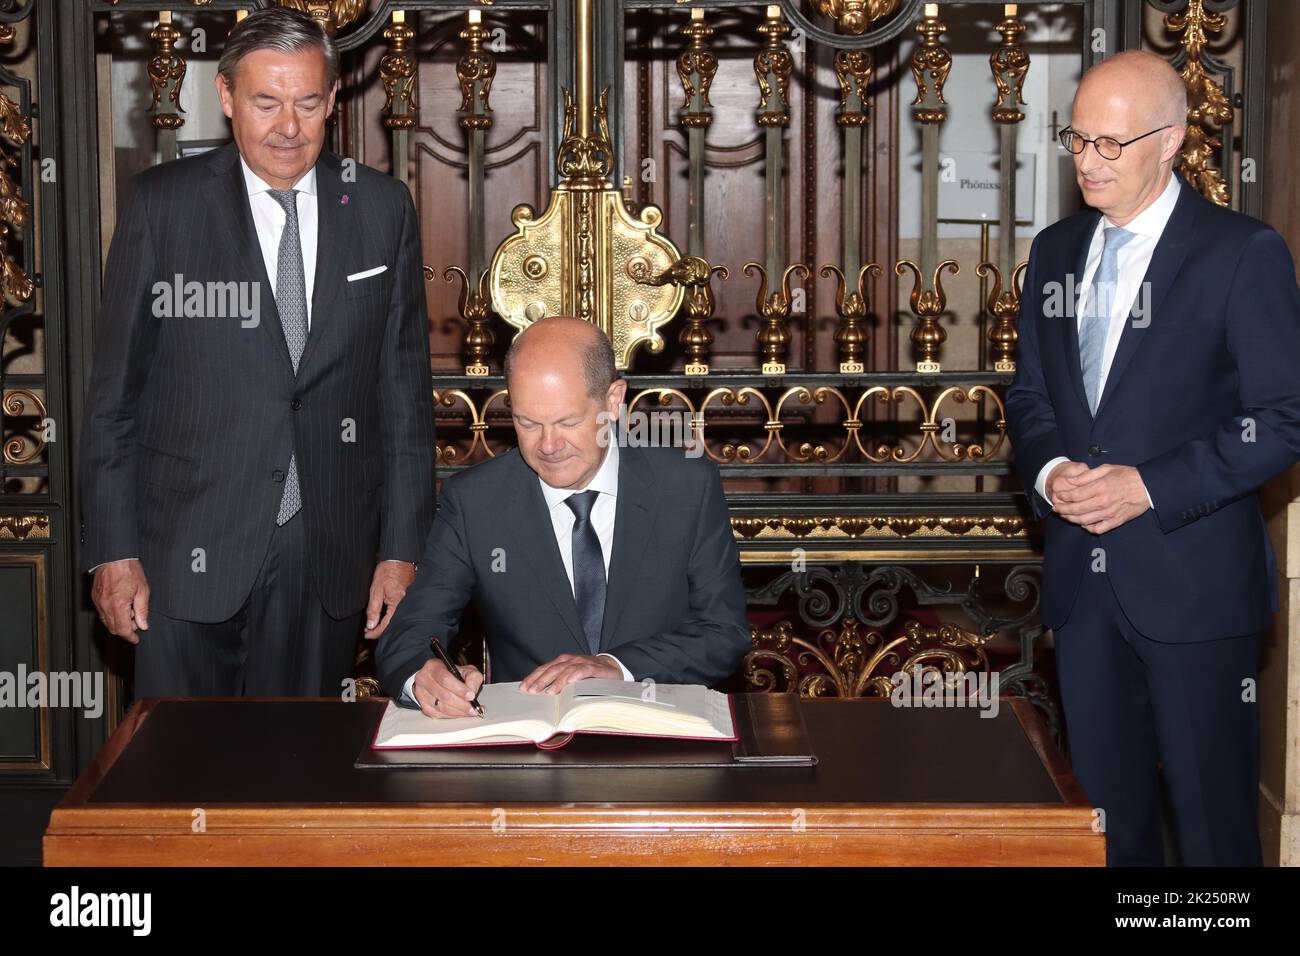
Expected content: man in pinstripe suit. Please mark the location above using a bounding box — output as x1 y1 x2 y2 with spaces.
80 7 435 696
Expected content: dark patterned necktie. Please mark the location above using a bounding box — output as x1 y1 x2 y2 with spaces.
268 188 305 525
564 490 606 654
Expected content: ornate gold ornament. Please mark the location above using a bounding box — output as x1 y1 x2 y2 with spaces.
745 261 810 375
732 514 1027 540
431 382 1009 467
909 5 950 124
677 10 718 129
746 618 991 699
1165 0 1233 206
754 7 793 128
3 389 47 465
976 260 1027 373
814 0 901 37
455 10 495 131
990 8 1028 124
147 12 186 131
822 263 881 374
276 0 367 34
637 256 727 376
0 25 31 309
439 266 495 376
0 513 49 540
834 49 873 127
896 259 959 373
380 10 418 130
488 0 683 370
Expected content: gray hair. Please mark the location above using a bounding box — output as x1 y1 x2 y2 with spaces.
217 6 339 90
504 322 618 402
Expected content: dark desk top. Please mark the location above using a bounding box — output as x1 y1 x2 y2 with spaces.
81 697 1072 807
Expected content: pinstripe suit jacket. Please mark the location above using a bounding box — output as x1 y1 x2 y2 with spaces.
79 142 436 622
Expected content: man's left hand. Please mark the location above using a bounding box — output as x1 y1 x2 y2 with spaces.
520 654 622 694
1051 464 1151 534
365 560 416 638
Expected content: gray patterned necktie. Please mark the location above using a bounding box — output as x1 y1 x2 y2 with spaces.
269 188 305 525
1078 225 1135 415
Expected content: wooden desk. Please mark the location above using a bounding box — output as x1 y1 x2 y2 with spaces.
45 696 1104 866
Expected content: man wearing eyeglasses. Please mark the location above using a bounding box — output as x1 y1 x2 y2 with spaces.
1006 50 1300 866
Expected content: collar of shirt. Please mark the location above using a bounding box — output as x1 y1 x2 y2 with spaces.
239 156 318 199
538 437 620 512
1100 173 1180 240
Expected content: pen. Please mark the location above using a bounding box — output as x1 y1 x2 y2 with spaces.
429 635 485 717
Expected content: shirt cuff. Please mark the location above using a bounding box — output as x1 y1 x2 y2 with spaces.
401 672 419 707
89 558 140 574
598 653 633 681
1035 457 1071 509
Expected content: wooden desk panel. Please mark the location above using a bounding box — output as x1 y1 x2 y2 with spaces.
45 697 1104 866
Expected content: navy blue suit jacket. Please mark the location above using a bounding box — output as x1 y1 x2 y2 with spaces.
1006 177 1300 642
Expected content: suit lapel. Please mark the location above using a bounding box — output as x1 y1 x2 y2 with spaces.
298 151 351 376
1094 182 1199 418
1062 208 1101 416
202 143 291 375
506 453 589 654
598 444 659 652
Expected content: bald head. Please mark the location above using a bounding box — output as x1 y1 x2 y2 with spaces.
1069 50 1188 226
1076 50 1188 129
505 317 625 490
505 316 616 401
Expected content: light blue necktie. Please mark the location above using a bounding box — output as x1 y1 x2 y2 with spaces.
1078 225 1135 415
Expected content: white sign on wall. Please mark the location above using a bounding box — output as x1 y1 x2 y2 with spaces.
938 149 1036 223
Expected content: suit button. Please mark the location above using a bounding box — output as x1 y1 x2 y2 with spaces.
272 469 285 482
1088 444 1102 456
291 399 302 411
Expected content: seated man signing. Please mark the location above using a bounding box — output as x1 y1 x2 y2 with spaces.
377 316 751 717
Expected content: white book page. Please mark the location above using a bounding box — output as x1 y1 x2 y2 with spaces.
557 681 735 738
373 682 562 747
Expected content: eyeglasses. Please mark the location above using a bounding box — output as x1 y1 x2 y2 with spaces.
1058 125 1171 160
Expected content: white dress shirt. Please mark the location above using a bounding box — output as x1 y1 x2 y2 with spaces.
402 440 632 707
1035 174 1181 509
240 157 318 327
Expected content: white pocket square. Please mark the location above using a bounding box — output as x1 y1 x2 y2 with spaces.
346 265 387 282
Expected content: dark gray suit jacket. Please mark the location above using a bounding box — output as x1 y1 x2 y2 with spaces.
376 444 751 697
79 142 436 621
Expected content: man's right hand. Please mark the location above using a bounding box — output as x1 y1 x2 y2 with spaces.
411 659 484 719
1045 460 1091 511
91 559 151 644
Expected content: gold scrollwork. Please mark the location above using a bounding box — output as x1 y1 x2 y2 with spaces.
3 389 47 465
745 617 992 699
731 514 1027 540
1165 0 1233 206
428 381 1009 469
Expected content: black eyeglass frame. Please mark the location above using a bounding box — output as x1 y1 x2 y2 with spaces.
1058 125 1172 160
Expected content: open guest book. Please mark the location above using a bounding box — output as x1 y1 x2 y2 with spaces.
372 679 737 750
